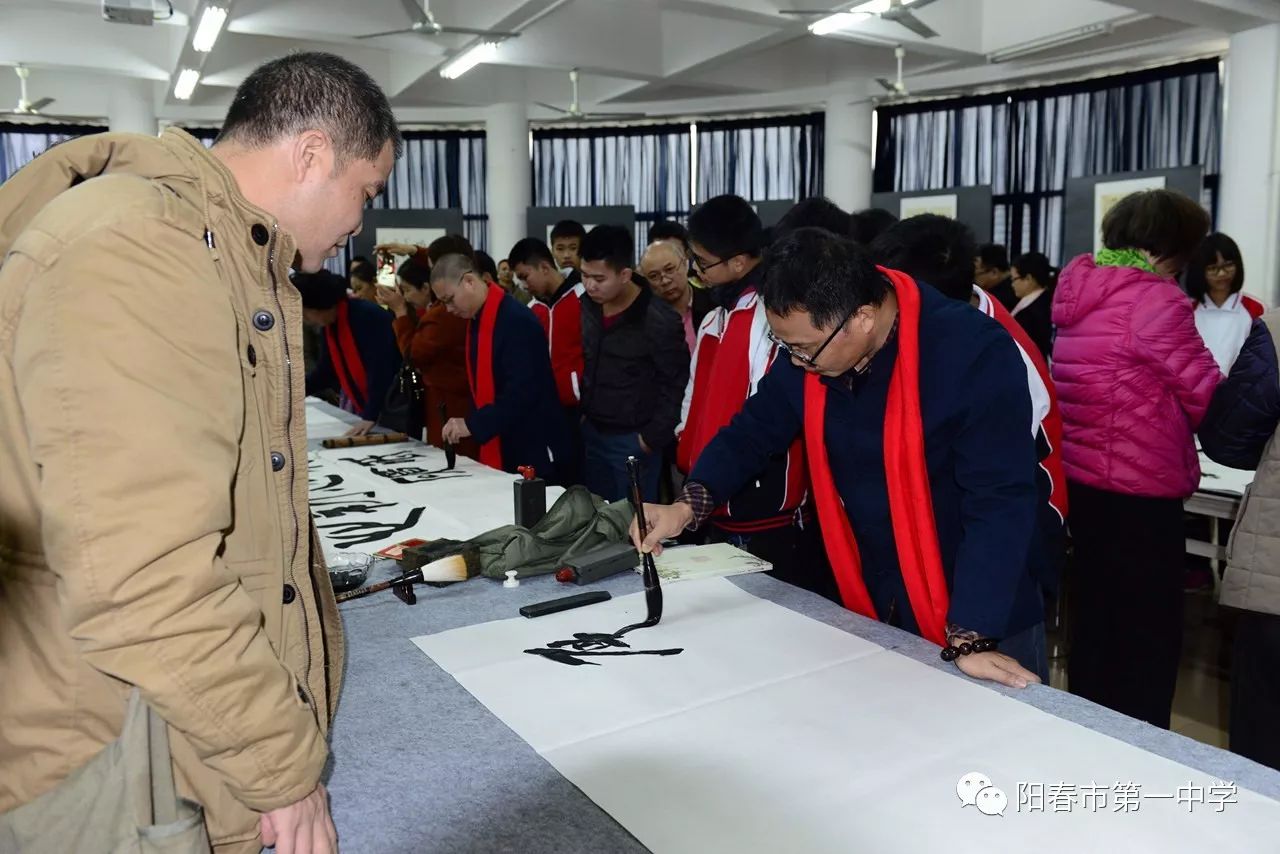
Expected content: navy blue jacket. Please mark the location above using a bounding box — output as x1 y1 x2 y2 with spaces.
1200 318 1280 469
306 298 401 423
690 284 1047 639
466 292 570 481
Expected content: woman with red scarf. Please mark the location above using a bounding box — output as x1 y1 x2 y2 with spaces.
635 228 1048 688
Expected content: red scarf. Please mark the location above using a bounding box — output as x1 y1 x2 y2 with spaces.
324 298 368 411
466 283 506 469
676 294 756 473
804 268 949 646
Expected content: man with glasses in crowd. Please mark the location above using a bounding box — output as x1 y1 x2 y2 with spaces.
674 195 829 599
638 227 1049 689
434 250 569 481
640 238 714 353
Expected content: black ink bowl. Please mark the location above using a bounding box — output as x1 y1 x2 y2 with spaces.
327 552 374 593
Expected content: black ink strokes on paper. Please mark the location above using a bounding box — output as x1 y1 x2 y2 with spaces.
524 631 684 667
315 506 427 549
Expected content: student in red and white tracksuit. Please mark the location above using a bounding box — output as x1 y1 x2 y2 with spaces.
677 196 830 599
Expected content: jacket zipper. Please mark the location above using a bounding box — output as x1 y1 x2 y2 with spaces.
266 225 315 705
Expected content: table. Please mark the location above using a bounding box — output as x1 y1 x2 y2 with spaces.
1186 452 1253 596
311 403 1280 851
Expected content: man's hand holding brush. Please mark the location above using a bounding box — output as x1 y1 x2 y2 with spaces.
628 501 693 557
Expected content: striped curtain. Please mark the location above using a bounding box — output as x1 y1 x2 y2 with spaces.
874 59 1222 264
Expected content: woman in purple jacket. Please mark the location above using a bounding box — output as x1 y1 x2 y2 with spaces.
1052 189 1221 729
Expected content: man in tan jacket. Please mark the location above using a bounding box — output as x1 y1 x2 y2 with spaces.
0 52 399 853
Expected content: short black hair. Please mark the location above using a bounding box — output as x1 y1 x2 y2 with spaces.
426 234 476 267
976 243 1010 271
648 220 689 246
507 237 556 269
293 270 349 310
761 227 889 329
1011 252 1056 290
774 197 852 241
1185 232 1246 302
475 249 499 281
397 257 429 289
550 220 587 242
217 52 403 163
350 257 376 284
688 194 766 260
1101 189 1210 267
580 224 634 272
871 214 977 302
349 255 372 270
850 208 899 245
430 253 477 285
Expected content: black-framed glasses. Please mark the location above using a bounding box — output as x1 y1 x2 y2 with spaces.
1206 262 1238 276
768 305 858 367
692 253 729 275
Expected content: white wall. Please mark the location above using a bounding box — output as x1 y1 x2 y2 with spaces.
1219 24 1280 304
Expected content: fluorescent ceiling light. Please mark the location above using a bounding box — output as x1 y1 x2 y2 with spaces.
440 41 499 80
987 23 1111 63
810 12 871 36
174 68 200 100
810 0 922 36
192 5 228 53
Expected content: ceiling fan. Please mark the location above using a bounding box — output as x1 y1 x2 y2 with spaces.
535 69 646 123
783 0 942 40
876 45 909 97
10 65 54 115
357 0 520 40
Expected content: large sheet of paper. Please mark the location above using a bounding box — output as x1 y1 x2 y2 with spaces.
414 579 1280 853
306 402 563 559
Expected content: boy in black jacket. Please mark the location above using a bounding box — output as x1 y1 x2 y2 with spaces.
579 225 690 501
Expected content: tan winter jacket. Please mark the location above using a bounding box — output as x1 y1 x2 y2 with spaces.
0 128 344 848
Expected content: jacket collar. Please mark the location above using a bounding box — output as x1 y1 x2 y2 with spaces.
582 281 651 327
710 261 764 311
158 128 298 280
550 269 582 306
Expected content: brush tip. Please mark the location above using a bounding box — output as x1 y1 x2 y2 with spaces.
416 551 479 583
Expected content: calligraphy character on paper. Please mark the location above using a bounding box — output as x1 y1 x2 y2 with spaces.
524 632 683 667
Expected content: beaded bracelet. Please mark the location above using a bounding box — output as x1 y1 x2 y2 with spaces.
939 638 999 662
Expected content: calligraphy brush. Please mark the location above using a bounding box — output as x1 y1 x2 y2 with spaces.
439 401 456 470
617 455 664 635
334 549 479 603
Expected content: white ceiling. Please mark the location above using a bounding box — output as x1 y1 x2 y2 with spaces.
0 0 1273 126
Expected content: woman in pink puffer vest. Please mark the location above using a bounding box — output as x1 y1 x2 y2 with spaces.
1051 189 1221 731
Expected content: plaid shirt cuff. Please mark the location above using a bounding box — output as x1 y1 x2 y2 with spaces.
676 481 716 531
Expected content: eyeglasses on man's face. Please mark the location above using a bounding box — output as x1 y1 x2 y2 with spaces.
767 305 858 367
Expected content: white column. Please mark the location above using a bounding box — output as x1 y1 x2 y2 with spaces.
823 95 874 213
107 77 157 136
485 102 530 259
1220 24 1280 305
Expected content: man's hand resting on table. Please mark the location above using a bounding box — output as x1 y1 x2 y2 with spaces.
953 649 1041 689
260 783 338 854
628 501 694 557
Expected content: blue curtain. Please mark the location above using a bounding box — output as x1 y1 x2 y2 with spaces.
874 58 1222 264
0 121 105 183
696 113 824 204
533 123 691 256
